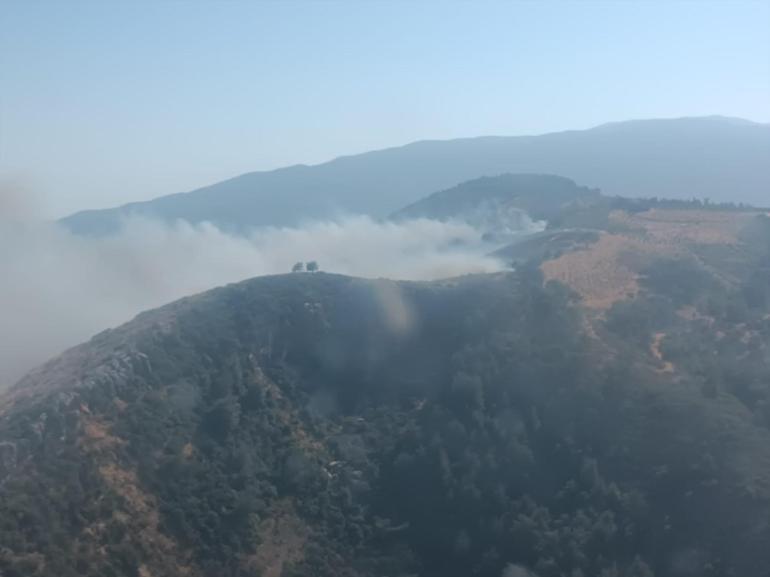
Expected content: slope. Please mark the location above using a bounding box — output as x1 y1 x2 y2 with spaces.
2 238 770 577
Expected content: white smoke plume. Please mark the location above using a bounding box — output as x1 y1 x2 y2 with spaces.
0 206 507 388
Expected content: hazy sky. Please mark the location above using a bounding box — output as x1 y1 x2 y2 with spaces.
1 1 769 218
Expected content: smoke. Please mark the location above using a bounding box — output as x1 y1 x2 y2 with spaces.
0 209 507 388
370 279 417 337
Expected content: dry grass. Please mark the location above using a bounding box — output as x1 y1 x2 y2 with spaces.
75 408 201 576
650 332 674 373
79 413 126 451
251 359 326 454
181 442 195 459
541 232 648 309
610 208 754 245
95 461 199 575
242 501 309 577
541 208 760 310
677 305 715 325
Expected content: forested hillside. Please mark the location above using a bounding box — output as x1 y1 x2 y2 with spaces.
2 209 770 577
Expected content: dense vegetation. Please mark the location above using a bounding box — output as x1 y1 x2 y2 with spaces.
1 216 769 577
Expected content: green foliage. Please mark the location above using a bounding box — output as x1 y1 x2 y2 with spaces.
1 267 770 576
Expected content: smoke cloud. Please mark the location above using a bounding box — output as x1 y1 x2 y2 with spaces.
0 208 508 388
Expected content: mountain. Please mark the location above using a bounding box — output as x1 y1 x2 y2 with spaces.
391 173 598 242
2 203 770 576
60 116 770 234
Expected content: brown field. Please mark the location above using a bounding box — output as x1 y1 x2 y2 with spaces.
541 208 759 310
541 232 647 309
77 410 200 577
610 208 755 245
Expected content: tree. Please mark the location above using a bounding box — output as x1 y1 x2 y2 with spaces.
292 262 305 273
306 261 319 272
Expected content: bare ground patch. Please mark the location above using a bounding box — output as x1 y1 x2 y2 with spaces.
542 208 761 310
242 501 310 577
650 332 675 373
541 232 648 309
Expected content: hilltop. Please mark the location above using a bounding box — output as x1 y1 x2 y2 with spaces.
2 199 770 575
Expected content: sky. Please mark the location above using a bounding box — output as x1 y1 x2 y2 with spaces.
1 0 769 218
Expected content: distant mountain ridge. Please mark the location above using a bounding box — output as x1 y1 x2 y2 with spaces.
60 116 770 234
